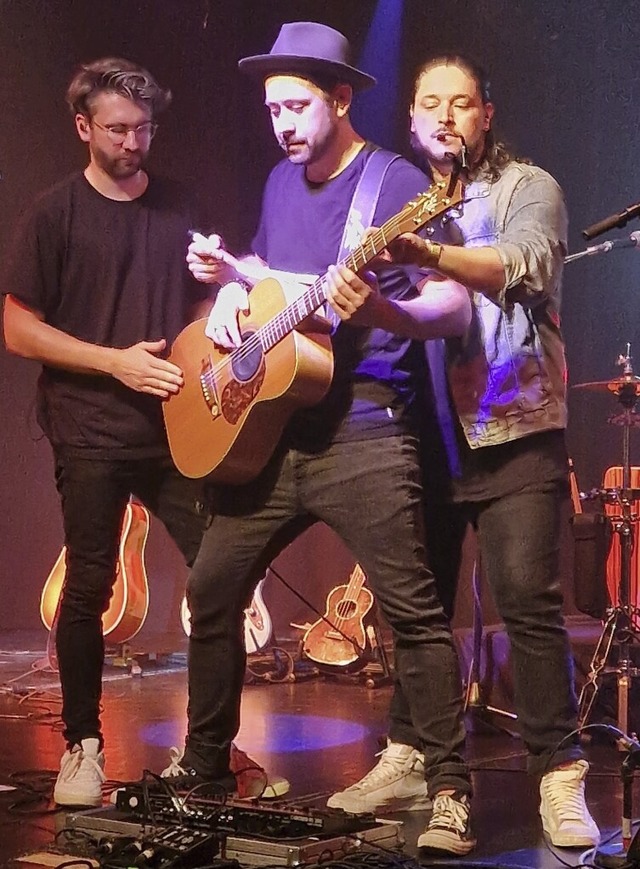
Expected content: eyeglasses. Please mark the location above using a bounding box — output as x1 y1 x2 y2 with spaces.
91 120 158 145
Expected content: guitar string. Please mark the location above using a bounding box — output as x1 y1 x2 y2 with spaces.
199 194 445 390
333 564 366 629
201 218 396 385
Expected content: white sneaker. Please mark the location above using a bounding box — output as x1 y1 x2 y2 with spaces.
327 741 430 814
53 738 105 807
540 759 600 847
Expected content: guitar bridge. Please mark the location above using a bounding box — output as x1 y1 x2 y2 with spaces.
200 356 221 418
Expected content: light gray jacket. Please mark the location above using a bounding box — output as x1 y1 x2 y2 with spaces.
434 160 568 449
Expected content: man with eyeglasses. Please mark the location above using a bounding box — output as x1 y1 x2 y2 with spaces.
2 57 288 808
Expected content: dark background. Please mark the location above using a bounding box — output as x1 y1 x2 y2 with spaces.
1 0 639 639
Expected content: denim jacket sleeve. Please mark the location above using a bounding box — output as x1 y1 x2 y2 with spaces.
490 165 568 310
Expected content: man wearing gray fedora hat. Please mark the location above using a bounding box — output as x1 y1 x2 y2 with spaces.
171 21 475 856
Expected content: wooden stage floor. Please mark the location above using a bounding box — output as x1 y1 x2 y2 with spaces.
0 628 635 868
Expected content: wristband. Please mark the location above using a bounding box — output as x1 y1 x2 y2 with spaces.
422 240 443 267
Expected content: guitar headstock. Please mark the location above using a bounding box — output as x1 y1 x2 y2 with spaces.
394 176 465 236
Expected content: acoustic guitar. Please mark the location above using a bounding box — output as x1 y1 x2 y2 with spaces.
162 176 464 482
180 577 272 654
303 563 373 670
40 500 151 646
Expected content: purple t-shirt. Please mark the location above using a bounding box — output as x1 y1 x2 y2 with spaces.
3 173 207 458
252 148 431 446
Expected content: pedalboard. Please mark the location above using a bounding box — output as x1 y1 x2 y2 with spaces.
114 783 374 838
66 802 404 867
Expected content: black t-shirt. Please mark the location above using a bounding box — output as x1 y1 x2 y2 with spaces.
3 172 207 458
451 427 569 502
252 148 431 447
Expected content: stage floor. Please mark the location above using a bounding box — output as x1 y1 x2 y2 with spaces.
0 627 635 868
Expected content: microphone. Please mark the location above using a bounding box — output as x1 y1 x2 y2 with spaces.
583 201 640 240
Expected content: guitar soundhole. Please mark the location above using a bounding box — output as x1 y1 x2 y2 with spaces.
336 600 357 619
232 331 263 382
221 333 267 425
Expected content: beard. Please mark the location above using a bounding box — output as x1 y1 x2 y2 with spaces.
92 143 147 179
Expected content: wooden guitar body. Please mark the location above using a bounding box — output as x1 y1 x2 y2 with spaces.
163 178 464 483
180 577 272 653
163 278 333 482
40 501 150 645
303 580 374 670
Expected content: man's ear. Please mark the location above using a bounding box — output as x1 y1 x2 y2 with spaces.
75 113 91 142
332 83 353 117
483 101 495 132
409 106 415 133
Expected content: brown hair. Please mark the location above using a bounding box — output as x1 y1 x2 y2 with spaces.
66 57 172 119
411 53 528 181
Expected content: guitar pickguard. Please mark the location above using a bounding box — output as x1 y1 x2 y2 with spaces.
221 360 266 425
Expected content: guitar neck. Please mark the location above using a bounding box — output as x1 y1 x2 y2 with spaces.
343 563 366 600
258 177 462 352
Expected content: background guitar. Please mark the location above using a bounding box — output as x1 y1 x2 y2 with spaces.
180 576 272 654
162 177 463 483
303 563 373 671
40 500 151 648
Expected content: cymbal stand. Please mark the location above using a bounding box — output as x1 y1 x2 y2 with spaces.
578 346 640 742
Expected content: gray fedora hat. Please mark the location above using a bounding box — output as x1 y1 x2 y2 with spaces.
238 22 376 92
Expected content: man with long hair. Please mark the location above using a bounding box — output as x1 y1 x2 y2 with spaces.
328 54 600 850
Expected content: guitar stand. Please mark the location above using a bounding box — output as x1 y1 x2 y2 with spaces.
244 638 320 684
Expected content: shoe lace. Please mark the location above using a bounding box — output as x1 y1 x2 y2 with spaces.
351 746 413 790
542 773 586 820
62 747 105 783
164 746 189 778
430 794 469 834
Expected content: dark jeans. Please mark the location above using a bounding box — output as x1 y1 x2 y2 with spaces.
53 452 208 748
390 482 583 776
184 435 470 795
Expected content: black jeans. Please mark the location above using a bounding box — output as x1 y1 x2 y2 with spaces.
183 434 470 796
390 482 583 776
53 452 208 748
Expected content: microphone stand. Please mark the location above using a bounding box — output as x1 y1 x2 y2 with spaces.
595 740 640 868
565 239 636 264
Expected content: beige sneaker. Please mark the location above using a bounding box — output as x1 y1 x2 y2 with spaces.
53 738 105 807
327 741 430 814
418 791 476 855
540 759 600 847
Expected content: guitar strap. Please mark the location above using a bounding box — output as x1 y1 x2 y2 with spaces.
323 144 401 329
337 144 401 262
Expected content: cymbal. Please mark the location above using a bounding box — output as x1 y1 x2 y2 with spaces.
572 376 640 395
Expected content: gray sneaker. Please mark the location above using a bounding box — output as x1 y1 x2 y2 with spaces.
327 741 430 814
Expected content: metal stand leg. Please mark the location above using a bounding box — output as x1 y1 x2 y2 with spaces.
464 555 519 736
359 615 392 688
576 346 640 867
